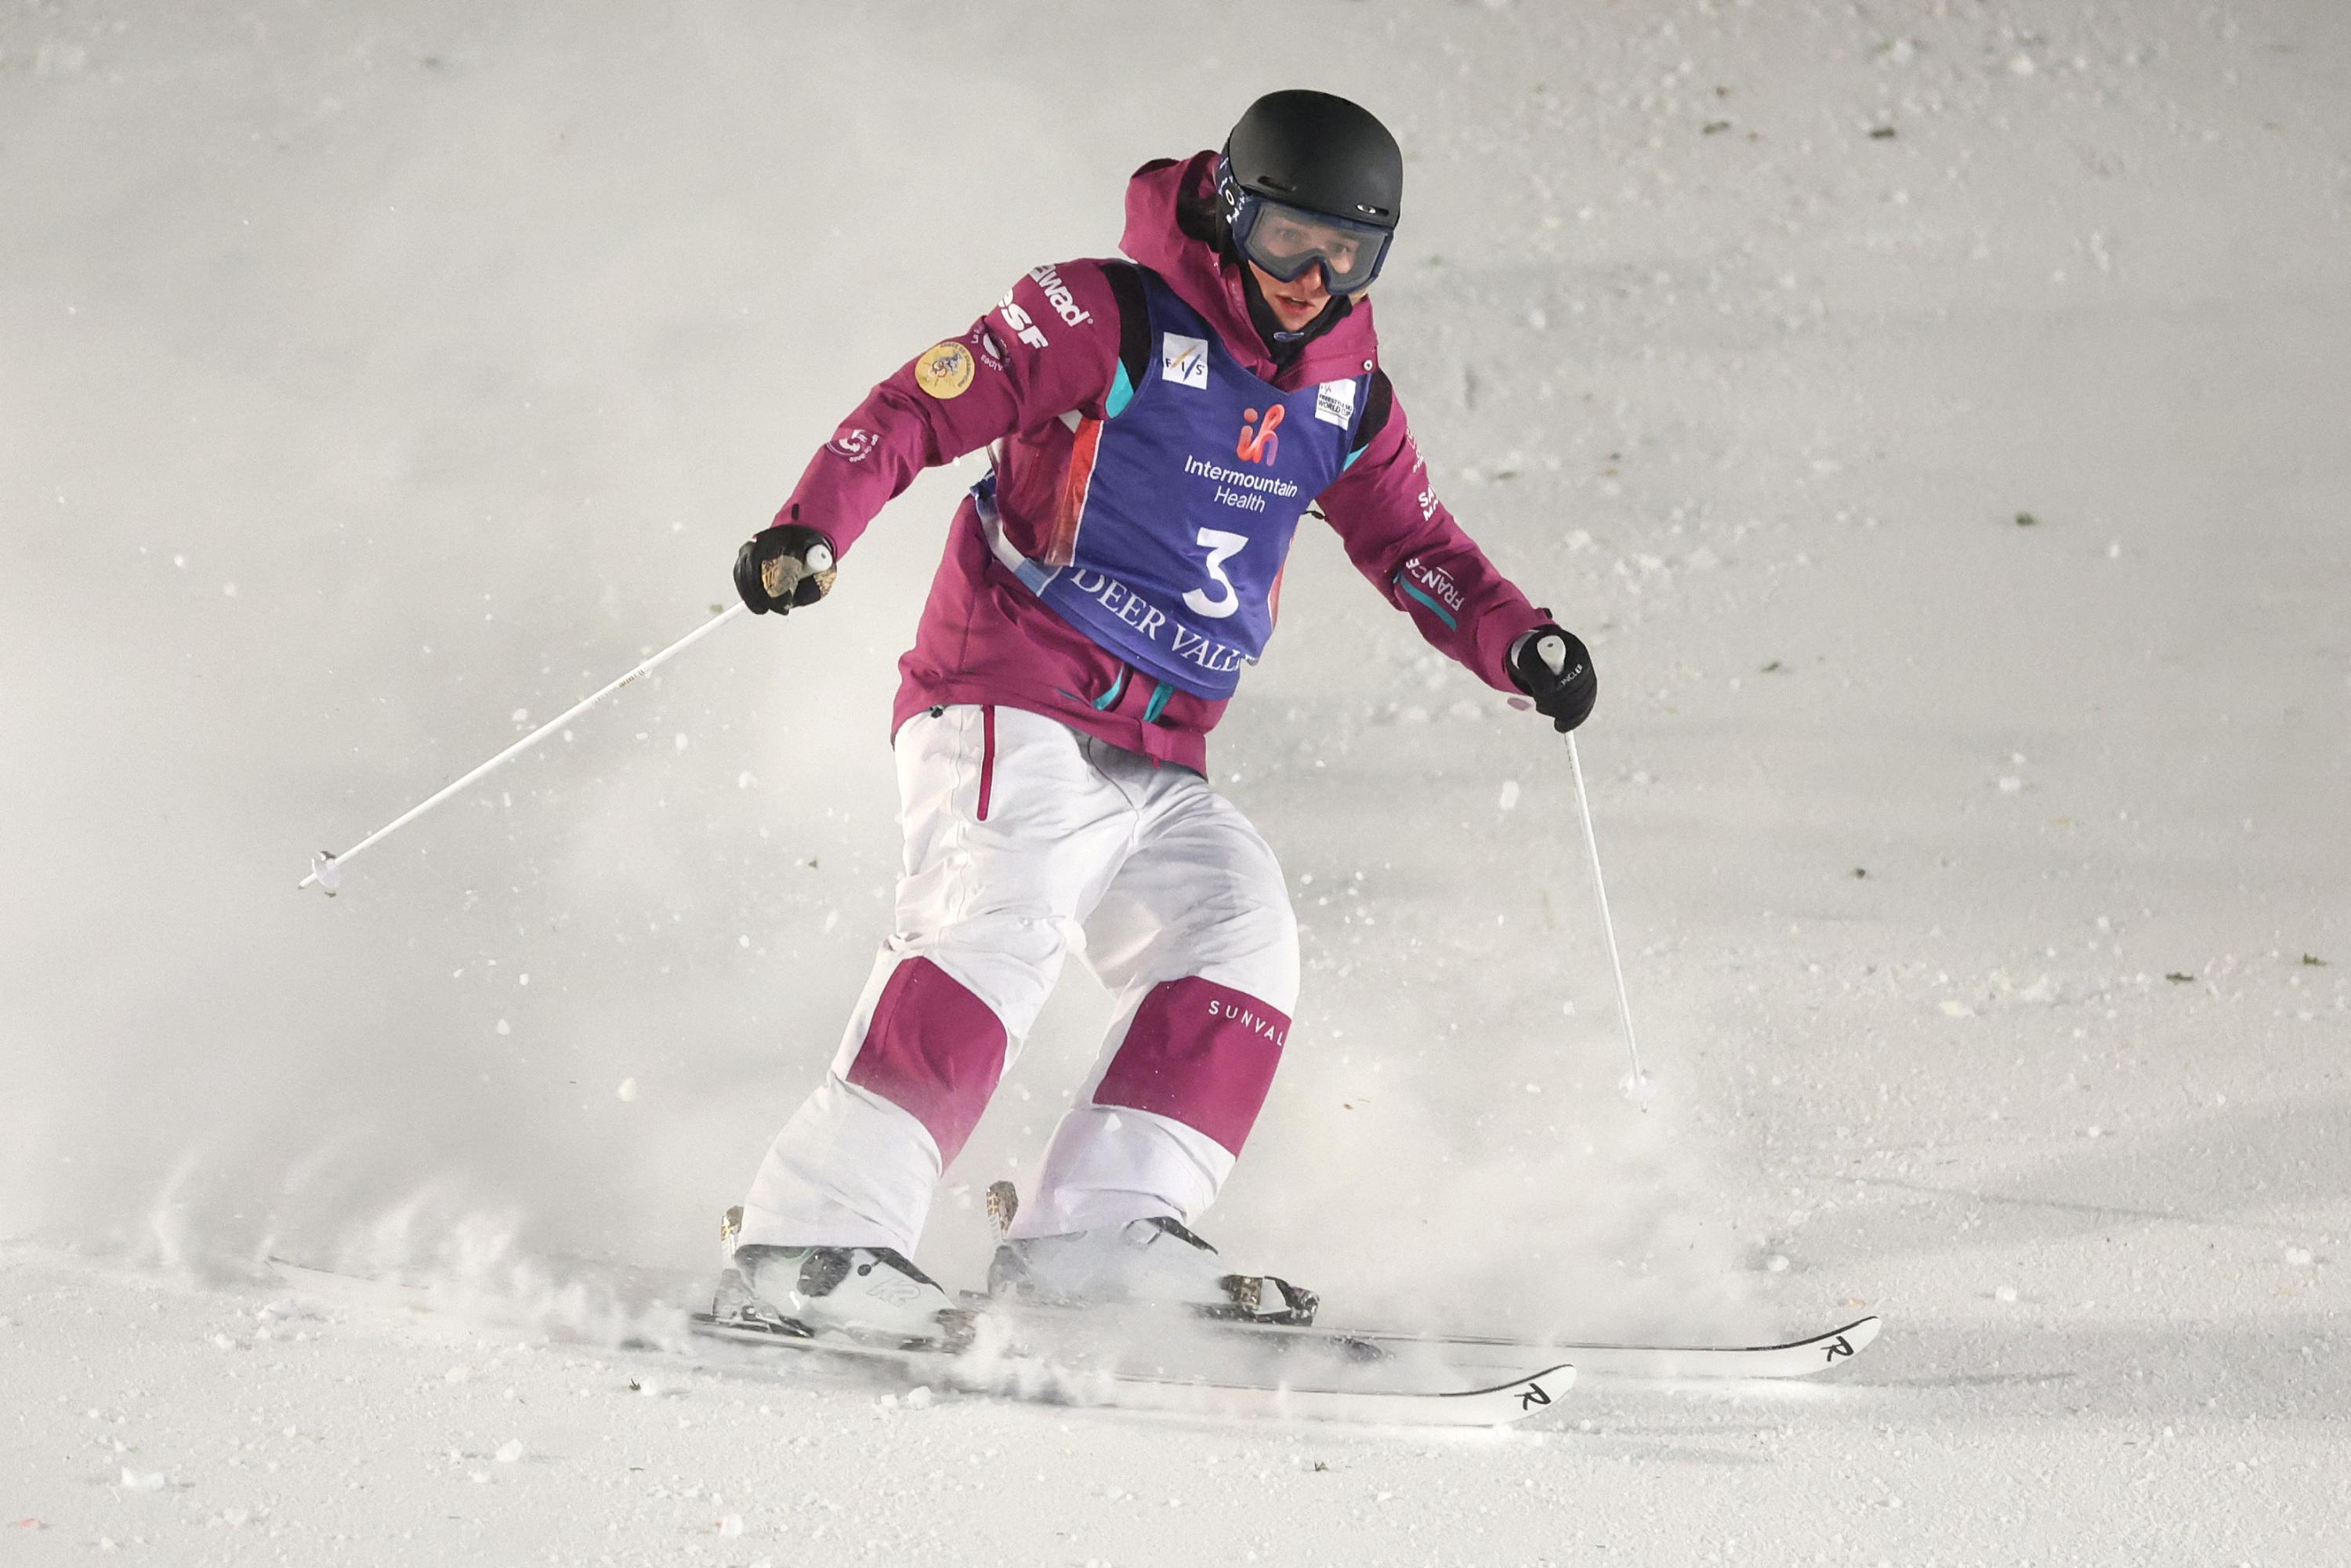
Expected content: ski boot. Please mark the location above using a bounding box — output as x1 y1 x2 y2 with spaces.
710 1207 972 1350
983 1182 1318 1327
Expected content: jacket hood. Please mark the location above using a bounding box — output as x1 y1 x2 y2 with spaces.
1120 150 1380 391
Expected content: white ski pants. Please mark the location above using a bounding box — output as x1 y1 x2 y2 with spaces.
737 704 1299 1254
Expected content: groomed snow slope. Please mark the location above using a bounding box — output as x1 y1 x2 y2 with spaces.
3 1 2346 1563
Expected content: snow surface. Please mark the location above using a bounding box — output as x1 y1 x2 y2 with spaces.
4 0 2347 1562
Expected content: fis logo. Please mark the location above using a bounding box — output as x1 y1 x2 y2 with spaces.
1236 404 1284 465
1161 333 1208 389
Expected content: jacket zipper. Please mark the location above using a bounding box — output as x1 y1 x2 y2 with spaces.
976 704 997 822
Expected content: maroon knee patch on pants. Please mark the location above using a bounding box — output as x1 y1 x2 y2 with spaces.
1092 977 1288 1155
844 957 1008 1168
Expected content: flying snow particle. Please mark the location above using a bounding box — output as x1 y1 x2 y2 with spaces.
1498 780 1521 811
118 1470 165 1492
675 733 690 752
719 1515 746 1537
1765 1255 1791 1274
2284 1247 2315 1267
1994 1285 2019 1303
617 1078 639 1103
495 1019 511 1036
495 1440 524 1464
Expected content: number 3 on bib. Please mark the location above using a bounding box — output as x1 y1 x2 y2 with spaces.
1183 528 1249 619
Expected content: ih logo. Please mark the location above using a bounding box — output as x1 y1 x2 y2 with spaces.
1236 404 1284 465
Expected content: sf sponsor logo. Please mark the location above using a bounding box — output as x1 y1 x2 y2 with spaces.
1236 404 1284 465
1027 263 1091 327
828 427 879 462
997 294 1049 349
1161 333 1208 389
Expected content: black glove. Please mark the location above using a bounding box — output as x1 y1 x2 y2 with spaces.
734 524 839 614
1508 625 1597 733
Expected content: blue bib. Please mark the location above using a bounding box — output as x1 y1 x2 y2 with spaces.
980 270 1369 701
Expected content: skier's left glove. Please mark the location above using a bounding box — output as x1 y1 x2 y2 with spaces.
734 524 838 614
1508 624 1598 733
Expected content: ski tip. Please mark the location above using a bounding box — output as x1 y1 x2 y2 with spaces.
1814 1313 1882 1367
1481 1363 1574 1422
1459 1362 1574 1399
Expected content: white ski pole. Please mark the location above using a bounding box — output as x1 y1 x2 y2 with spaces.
1536 634 1653 1105
298 602 749 894
1567 732 1654 1104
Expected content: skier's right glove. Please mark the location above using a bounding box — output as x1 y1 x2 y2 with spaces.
734 524 838 615
1508 624 1598 733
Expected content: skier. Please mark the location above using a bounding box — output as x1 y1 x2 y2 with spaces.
718 90 1596 1344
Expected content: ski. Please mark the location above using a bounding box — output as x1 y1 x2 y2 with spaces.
962 1292 1881 1382
688 1309 1574 1427
1212 1313 1882 1382
967 1183 1878 1382
263 1258 1570 1428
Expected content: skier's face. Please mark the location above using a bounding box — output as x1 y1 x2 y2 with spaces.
1247 258 1330 332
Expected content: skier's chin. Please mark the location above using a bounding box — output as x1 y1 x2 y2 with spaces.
1270 293 1322 330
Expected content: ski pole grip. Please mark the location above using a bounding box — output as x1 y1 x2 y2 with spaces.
1537 633 1568 679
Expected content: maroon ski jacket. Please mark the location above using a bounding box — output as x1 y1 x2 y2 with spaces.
769 150 1549 772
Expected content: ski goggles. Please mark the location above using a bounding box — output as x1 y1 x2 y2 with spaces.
1223 178 1394 296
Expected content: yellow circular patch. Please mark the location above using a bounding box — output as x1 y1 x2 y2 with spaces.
914 340 975 400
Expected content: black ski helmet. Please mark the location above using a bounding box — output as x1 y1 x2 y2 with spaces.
1221 89 1403 231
